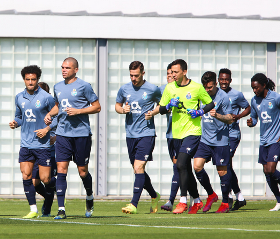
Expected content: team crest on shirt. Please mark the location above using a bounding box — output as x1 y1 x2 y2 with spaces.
273 155 278 161
186 92 191 99
21 102 25 108
71 89 77 96
35 100 41 108
214 102 218 109
142 92 148 100
268 102 273 109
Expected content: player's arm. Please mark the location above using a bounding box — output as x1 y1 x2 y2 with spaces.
210 109 233 124
66 100 101 116
115 102 130 114
233 105 251 122
9 99 22 129
187 101 214 118
145 104 159 120
44 102 59 125
247 104 258 127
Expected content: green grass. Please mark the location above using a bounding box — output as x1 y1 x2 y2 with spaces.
0 198 280 238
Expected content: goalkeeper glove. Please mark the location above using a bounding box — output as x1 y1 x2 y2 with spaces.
187 109 204 118
166 97 179 110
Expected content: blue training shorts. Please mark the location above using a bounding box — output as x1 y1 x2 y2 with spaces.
126 136 155 165
55 135 92 166
19 147 51 167
259 143 280 165
173 135 201 158
229 137 240 157
194 141 230 166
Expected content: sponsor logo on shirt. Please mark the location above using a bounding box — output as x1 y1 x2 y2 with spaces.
186 92 191 99
61 99 72 111
21 102 25 108
261 111 272 123
25 109 36 122
142 92 148 100
268 102 273 109
71 89 77 96
131 101 141 113
35 100 41 108
203 112 213 123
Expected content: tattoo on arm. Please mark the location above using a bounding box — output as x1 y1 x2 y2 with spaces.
214 113 233 124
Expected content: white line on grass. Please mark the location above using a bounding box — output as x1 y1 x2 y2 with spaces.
5 218 280 232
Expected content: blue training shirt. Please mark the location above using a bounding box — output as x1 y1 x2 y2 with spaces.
54 77 98 137
224 87 250 139
116 80 161 138
14 87 55 149
250 90 280 146
201 88 233 146
160 84 172 138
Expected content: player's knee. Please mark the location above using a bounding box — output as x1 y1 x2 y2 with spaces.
41 176 50 185
22 172 32 180
79 171 88 178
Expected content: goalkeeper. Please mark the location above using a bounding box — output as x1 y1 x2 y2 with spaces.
159 59 214 214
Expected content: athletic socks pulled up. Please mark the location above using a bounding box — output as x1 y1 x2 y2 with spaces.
131 173 145 208
56 173 67 208
169 164 180 204
195 168 213 195
143 172 157 199
81 172 93 196
23 179 36 206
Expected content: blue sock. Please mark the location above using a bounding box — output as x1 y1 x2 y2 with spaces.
195 168 213 195
169 164 180 204
143 171 157 198
272 170 280 184
23 179 36 205
229 166 240 194
131 173 145 207
35 181 46 198
219 170 232 203
43 177 56 214
266 174 280 203
81 172 93 196
56 173 67 208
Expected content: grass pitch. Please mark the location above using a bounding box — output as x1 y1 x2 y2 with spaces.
0 198 279 238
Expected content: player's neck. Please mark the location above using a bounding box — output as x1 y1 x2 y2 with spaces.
65 76 77 84
180 77 190 86
262 89 269 98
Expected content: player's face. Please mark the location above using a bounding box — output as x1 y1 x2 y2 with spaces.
61 61 78 80
218 73 232 91
130 68 145 87
204 81 217 96
171 64 187 86
167 69 174 83
251 81 265 97
24 73 38 93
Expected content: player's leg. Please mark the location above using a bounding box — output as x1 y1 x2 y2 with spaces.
19 148 38 218
74 135 94 218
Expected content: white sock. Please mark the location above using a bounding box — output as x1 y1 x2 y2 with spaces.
228 192 233 199
58 207 65 211
193 197 201 203
86 195 94 200
30 204 38 213
236 191 244 201
180 197 187 204
189 196 194 206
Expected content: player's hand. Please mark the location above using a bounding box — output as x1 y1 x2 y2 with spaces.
187 109 204 118
44 113 52 125
9 120 18 129
232 114 239 122
123 102 130 114
209 109 217 118
145 111 153 120
166 97 179 110
65 107 80 116
34 127 49 138
247 117 253 127
50 135 56 145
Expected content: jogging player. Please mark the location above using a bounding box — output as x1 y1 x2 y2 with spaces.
115 61 161 214
247 73 280 211
44 57 101 219
159 59 214 214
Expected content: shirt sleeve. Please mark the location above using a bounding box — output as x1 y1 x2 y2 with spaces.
275 92 280 108
250 98 258 126
49 115 58 129
14 95 22 127
84 83 98 103
159 84 171 106
153 86 162 103
116 87 125 104
237 91 250 109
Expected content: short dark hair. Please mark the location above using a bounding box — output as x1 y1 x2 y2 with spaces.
129 61 144 72
64 57 79 68
167 63 172 71
219 68 231 78
171 59 187 71
38 82 50 93
251 73 275 91
201 71 217 85
21 65 42 80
